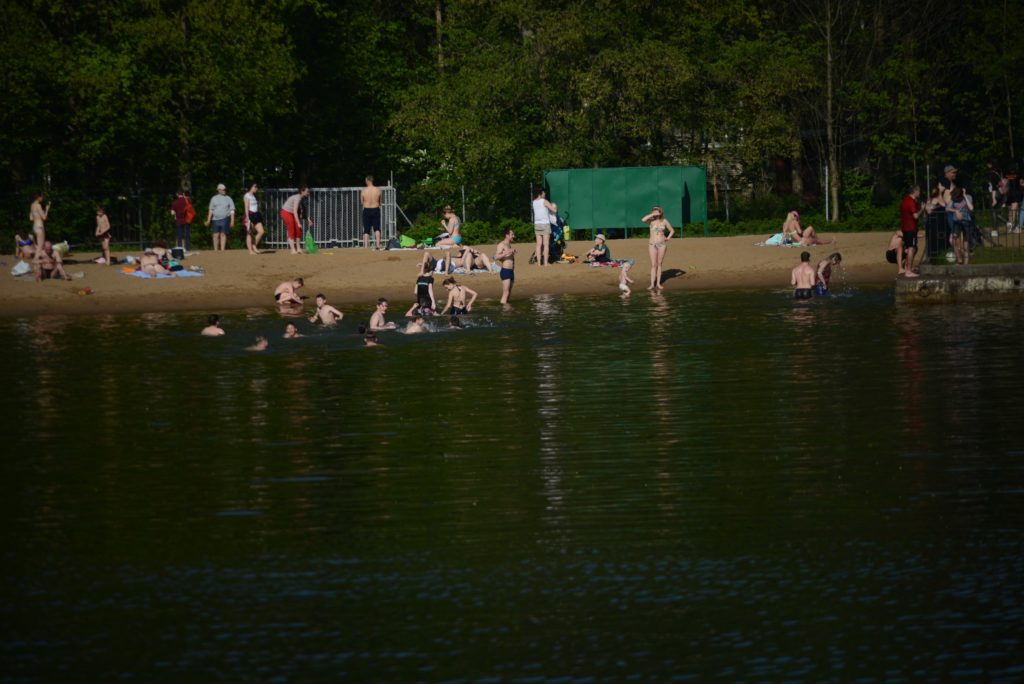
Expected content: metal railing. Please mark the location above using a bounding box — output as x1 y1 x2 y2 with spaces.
262 186 397 248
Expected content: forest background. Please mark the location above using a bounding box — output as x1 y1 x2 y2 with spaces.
1 0 1021 245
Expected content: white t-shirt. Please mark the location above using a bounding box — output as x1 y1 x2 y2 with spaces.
245 192 259 212
532 198 550 225
282 193 302 214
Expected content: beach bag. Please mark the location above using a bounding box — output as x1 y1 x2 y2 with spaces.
399 235 416 248
386 237 400 250
11 260 31 277
304 231 318 254
184 198 196 224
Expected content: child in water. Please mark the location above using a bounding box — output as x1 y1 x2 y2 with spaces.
618 261 634 295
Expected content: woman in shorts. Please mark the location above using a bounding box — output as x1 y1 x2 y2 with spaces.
242 182 265 255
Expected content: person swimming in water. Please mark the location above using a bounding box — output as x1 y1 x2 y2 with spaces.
201 314 226 336
308 293 343 325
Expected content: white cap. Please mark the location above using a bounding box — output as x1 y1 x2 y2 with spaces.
216 183 226 190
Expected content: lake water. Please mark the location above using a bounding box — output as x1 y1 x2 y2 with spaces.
3 288 1023 682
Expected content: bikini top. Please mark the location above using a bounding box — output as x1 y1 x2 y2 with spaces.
17 237 33 247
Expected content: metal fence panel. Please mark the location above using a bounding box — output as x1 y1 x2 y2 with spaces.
262 186 397 248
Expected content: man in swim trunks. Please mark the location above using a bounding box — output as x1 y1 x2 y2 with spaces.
361 175 383 250
369 298 397 331
308 293 344 325
204 183 235 251
791 251 815 299
495 227 516 304
201 314 226 336
274 278 304 306
34 240 71 281
440 277 478 315
281 186 311 255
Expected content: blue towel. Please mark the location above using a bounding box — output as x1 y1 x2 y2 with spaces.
123 269 204 279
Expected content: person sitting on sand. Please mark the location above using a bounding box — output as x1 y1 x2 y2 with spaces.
815 253 842 296
369 298 397 331
440 277 477 315
15 231 35 260
245 336 269 351
274 278 304 306
619 260 634 295
783 210 833 246
456 246 494 272
406 297 435 318
34 241 72 281
435 205 463 247
586 234 611 263
139 248 171 277
405 315 428 334
201 314 226 336
283 322 302 338
308 293 343 325
791 251 816 299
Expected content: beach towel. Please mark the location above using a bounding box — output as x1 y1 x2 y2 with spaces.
755 233 796 247
123 270 204 279
10 260 31 277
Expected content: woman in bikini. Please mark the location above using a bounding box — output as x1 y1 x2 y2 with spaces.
783 210 832 246
435 205 463 247
642 206 674 290
15 231 35 260
440 277 478 315
242 183 265 255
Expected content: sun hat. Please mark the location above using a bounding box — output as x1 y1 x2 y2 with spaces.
944 165 957 173
595 233 606 241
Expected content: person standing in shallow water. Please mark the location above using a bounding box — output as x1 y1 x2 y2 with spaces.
791 251 815 299
643 206 674 290
815 253 842 296
494 227 516 304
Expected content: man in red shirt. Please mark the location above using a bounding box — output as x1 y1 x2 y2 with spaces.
899 185 924 275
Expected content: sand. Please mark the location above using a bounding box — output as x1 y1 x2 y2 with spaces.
1 233 898 317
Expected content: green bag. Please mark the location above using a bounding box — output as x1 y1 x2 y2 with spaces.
304 231 318 254
399 235 416 248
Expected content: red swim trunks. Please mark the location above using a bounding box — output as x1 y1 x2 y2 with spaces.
281 209 301 240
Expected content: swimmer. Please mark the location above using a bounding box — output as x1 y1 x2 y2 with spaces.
274 277 304 306
619 261 634 295
369 298 397 331
440 277 477 315
245 336 269 351
815 252 842 296
405 297 435 318
283 322 302 338
449 316 463 329
791 251 815 299
201 314 226 336
364 332 380 347
405 315 428 334
308 293 343 325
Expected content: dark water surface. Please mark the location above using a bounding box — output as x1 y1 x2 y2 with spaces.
3 289 1024 682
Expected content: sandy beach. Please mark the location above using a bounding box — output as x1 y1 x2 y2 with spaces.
1 233 897 317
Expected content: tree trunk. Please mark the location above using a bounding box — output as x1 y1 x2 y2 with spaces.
178 9 193 192
825 0 840 222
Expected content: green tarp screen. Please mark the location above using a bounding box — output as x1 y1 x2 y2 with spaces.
543 166 707 232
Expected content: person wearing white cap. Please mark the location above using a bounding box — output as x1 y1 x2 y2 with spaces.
585 233 611 263
205 183 235 251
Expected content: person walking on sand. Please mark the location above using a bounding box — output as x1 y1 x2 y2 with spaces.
495 227 516 304
791 251 816 299
205 183 235 251
532 189 557 266
242 182 265 255
643 206 675 290
280 186 311 255
95 206 111 265
170 190 194 252
369 298 397 331
361 176 383 250
30 192 50 247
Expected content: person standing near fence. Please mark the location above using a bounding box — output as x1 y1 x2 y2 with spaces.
170 190 194 251
95 206 111 265
280 186 310 255
361 176 383 250
205 184 235 251
899 185 924 276
30 192 50 248
242 182 265 255
532 189 557 266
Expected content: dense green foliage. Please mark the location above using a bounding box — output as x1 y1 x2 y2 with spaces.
2 0 1021 245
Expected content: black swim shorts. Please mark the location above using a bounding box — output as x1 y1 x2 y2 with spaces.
362 207 381 234
451 306 468 315
794 288 813 300
901 230 918 251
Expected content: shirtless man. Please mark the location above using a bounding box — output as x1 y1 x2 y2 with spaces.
440 277 478 315
369 298 397 331
34 241 71 281
274 278 304 306
308 293 344 325
30 192 50 247
791 251 815 299
405 315 428 334
95 206 111 265
360 175 383 250
139 249 170 277
201 314 226 336
283 323 302 338
494 227 516 304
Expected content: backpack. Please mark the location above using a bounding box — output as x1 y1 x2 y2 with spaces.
184 197 196 224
